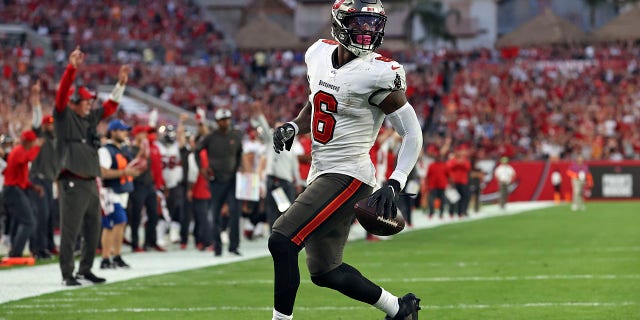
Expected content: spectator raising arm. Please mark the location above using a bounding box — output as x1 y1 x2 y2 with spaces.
101 65 131 119
177 113 188 149
55 47 82 113
31 80 43 130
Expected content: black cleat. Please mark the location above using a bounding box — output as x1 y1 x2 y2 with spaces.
76 271 106 284
62 277 82 286
100 258 113 269
112 255 130 268
385 293 421 320
34 251 53 261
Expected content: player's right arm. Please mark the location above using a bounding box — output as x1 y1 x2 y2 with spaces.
273 101 311 153
55 47 83 112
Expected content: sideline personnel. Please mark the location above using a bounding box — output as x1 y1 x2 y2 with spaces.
195 108 244 256
2 130 42 262
55 47 129 286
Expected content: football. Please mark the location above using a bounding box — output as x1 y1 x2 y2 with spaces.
354 197 405 236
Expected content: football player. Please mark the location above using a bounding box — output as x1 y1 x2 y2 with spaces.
270 1 423 319
156 116 187 246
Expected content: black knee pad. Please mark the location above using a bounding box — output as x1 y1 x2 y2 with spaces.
311 264 350 288
268 232 300 259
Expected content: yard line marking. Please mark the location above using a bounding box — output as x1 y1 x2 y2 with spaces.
36 298 104 302
5 304 73 309
197 274 640 285
364 246 640 256
388 274 640 282
116 274 640 287
427 301 638 309
356 256 638 268
4 301 636 314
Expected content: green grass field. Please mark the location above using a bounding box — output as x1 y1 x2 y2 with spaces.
1 202 639 320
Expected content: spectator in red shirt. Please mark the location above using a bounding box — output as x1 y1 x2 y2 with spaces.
426 154 449 219
2 130 43 260
446 147 471 217
188 144 212 251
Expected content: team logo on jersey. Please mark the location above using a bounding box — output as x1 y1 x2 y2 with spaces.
319 80 341 92
394 73 402 89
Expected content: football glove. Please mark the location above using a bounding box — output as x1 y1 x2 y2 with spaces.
367 179 401 219
273 122 296 153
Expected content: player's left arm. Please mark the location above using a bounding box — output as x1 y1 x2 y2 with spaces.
101 65 130 119
378 90 423 191
367 90 422 218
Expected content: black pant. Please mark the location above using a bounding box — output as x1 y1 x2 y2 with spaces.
449 183 470 216
397 194 414 226
58 177 101 279
29 177 54 255
265 176 296 227
428 188 446 217
192 198 211 247
469 181 481 213
182 192 193 245
166 185 187 244
128 182 159 249
3 186 35 257
209 178 240 254
242 200 266 226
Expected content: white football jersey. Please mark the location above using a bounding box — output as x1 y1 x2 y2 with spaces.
156 141 183 189
305 39 406 187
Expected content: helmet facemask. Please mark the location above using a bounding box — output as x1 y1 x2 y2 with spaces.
331 1 386 57
159 125 177 144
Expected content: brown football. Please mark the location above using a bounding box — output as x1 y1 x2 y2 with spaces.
354 197 405 236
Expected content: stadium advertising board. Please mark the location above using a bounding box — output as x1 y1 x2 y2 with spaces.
479 160 640 202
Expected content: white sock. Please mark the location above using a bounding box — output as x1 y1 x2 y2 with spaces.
373 288 399 317
272 309 293 320
254 222 265 237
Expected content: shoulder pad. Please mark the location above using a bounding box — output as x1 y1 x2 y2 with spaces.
305 39 338 64
371 54 406 92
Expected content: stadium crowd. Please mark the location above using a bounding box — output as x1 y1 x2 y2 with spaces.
0 0 225 65
3 42 640 162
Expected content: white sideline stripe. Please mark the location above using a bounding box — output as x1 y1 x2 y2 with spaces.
3 302 636 314
356 256 639 268
0 202 552 304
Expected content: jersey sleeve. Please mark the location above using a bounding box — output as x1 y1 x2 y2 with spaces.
98 147 113 169
369 59 407 106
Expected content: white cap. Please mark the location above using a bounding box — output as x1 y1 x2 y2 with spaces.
214 108 232 120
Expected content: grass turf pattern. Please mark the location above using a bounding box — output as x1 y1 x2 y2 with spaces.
1 202 638 319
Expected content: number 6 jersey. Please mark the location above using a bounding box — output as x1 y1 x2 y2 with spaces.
305 39 407 187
